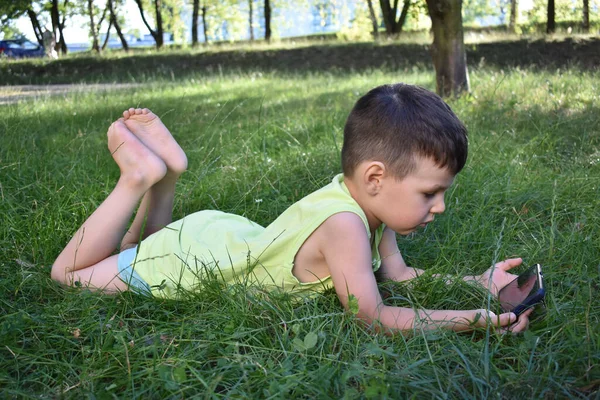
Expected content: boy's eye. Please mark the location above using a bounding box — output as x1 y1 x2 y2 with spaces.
423 192 436 199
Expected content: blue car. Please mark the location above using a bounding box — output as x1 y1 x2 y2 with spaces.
0 39 45 58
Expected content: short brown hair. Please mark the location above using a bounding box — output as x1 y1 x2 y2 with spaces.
341 83 468 179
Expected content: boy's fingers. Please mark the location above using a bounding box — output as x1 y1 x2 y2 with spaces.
497 257 523 271
496 312 518 327
503 308 534 333
509 313 530 333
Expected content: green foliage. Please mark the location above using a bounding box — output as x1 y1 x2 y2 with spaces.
0 0 35 21
526 0 600 25
136 0 186 41
336 0 373 41
404 0 430 31
162 0 186 42
0 21 23 39
462 0 496 25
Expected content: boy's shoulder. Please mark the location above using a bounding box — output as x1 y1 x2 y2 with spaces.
316 211 371 243
292 210 372 282
277 173 366 222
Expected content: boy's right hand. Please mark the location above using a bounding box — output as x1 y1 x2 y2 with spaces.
472 308 534 333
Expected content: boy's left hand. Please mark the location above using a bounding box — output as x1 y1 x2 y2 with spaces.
471 257 522 297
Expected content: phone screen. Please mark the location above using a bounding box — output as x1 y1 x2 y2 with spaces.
498 264 543 312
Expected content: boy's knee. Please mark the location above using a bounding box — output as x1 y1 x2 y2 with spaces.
50 263 68 285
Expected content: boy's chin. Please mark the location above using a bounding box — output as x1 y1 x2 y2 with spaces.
403 224 429 235
397 227 419 235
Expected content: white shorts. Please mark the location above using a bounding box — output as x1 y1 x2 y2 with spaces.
117 247 152 295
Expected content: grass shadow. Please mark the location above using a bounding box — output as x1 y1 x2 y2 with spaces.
1 37 599 85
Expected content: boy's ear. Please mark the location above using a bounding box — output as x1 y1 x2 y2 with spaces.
363 162 385 195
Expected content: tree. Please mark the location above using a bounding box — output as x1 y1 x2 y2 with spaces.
191 0 212 45
0 1 43 44
73 0 106 52
379 0 411 36
366 0 380 39
191 0 199 45
582 0 589 32
135 0 164 48
201 3 208 42
248 0 254 40
27 9 45 45
101 17 112 49
508 0 518 32
107 0 128 50
425 0 469 97
264 0 271 41
546 0 555 33
86 0 100 52
49 0 68 54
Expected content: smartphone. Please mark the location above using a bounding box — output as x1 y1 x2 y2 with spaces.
498 264 545 316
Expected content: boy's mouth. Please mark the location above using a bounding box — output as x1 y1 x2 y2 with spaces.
419 219 434 228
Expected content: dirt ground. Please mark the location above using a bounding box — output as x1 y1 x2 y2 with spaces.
0 83 143 105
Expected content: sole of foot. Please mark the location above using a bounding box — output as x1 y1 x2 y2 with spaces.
122 108 188 176
107 120 167 190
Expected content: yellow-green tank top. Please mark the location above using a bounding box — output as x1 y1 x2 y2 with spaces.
131 173 384 298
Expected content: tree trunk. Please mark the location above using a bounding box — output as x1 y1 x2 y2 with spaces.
57 0 69 54
379 0 410 36
192 0 199 46
50 0 61 52
379 0 398 35
87 0 100 53
366 0 379 39
249 0 254 41
154 0 164 49
202 6 208 43
582 0 589 33
49 0 69 54
27 9 44 45
134 0 160 47
397 0 411 34
425 0 470 97
108 0 129 51
509 0 518 33
264 0 271 41
96 2 108 40
546 0 555 33
102 18 112 50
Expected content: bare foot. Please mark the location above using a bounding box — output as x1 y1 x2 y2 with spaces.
108 120 167 190
122 108 188 177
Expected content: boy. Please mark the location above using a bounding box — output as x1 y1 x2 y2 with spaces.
51 83 532 334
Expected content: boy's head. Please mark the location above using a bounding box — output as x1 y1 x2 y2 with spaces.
341 83 468 180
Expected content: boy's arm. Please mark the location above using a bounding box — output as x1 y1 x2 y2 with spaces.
319 214 527 333
376 228 521 297
376 227 425 282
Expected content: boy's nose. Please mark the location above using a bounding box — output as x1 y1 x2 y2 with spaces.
432 198 446 214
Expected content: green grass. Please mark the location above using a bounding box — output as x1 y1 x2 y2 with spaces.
1 52 599 397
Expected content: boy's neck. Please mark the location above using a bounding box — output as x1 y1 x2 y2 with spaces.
343 174 382 233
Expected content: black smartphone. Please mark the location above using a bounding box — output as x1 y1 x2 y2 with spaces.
498 264 545 316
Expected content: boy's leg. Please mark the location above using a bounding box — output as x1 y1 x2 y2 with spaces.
51 120 167 290
120 108 188 249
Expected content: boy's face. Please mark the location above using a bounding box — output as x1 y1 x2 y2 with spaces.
372 157 455 235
